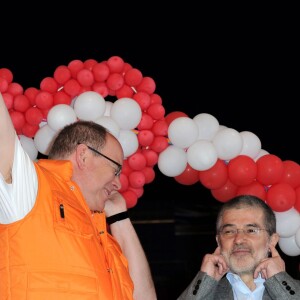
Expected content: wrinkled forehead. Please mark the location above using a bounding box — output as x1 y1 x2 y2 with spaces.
220 207 265 227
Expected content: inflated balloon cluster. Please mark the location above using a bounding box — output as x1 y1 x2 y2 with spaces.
0 56 300 256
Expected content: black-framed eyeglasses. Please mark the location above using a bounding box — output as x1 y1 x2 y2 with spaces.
218 226 268 238
78 143 122 177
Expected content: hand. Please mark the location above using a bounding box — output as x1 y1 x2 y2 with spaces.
200 246 229 280
104 191 127 217
254 245 285 279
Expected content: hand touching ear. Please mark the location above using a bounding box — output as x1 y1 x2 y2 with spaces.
254 245 285 279
200 247 229 281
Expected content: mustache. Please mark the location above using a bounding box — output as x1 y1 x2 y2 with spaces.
231 245 252 253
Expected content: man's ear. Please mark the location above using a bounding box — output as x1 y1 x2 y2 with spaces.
76 144 87 169
216 235 220 247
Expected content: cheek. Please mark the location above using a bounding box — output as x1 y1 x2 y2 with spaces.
219 239 232 252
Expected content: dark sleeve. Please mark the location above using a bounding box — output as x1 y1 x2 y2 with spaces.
177 271 218 300
264 271 300 300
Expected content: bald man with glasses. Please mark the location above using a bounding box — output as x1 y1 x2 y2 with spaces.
0 93 156 300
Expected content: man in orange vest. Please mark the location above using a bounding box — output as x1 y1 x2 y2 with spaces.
0 92 157 300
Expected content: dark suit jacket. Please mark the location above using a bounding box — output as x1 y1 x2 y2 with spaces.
177 271 300 299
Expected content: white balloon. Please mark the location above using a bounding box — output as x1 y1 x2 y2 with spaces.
110 97 142 130
254 149 269 161
239 131 262 159
193 113 219 141
213 128 243 160
278 235 300 256
34 124 57 155
218 125 228 131
95 116 120 139
168 117 199 149
104 101 113 116
47 104 77 132
19 135 38 161
74 91 106 121
295 227 300 248
117 129 138 158
158 145 187 177
275 208 300 238
70 96 77 108
187 140 218 171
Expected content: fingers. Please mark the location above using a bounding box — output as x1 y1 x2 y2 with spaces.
269 244 279 257
213 246 222 255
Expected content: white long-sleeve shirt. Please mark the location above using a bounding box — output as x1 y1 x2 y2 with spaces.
0 136 37 224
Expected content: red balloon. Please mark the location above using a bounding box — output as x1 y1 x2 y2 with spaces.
150 93 162 105
0 67 13 83
53 90 72 106
83 59 98 71
7 82 23 96
68 59 84 78
256 154 284 186
107 55 125 73
2 92 13 109
141 149 158 167
137 130 154 147
35 91 53 110
115 84 134 98
137 113 154 130
124 68 143 87
0 77 8 93
92 62 110 82
133 92 151 110
54 65 72 85
211 179 238 203
152 119 168 136
199 159 228 189
128 186 144 198
40 77 59 93
119 160 133 176
128 153 147 170
128 171 146 188
63 79 81 97
21 123 39 138
236 181 267 201
294 186 300 213
24 87 39 106
121 190 138 209
228 155 257 186
13 95 30 112
106 73 124 91
123 62 133 74
164 111 188 126
174 164 199 185
147 103 165 120
77 69 95 87
136 76 156 94
9 110 25 131
266 183 296 212
149 136 169 153
141 167 155 184
279 160 300 188
92 82 109 98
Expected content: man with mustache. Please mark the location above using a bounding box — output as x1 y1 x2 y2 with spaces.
177 195 300 299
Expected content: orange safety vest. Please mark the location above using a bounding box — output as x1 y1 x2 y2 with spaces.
0 159 134 300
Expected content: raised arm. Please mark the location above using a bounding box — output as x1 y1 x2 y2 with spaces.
0 93 16 183
105 192 157 300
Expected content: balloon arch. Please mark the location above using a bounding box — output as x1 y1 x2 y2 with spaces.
1 56 300 257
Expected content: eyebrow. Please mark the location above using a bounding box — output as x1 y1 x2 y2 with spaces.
221 223 261 229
